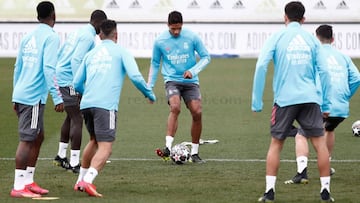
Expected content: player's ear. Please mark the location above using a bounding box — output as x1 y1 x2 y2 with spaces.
284 15 289 24
114 31 118 43
300 17 305 24
99 32 105 40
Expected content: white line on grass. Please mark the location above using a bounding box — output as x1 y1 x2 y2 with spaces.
1 157 360 162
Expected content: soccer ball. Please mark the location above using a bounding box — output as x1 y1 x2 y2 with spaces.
170 144 190 165
352 120 360 137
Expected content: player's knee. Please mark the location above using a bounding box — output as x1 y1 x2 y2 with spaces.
170 105 181 114
192 110 202 121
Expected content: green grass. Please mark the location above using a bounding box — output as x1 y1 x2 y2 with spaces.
0 58 359 203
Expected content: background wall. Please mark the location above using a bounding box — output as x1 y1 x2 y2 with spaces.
0 0 359 58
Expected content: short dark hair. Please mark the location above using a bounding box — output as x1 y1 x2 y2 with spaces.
285 1 305 22
37 1 55 20
100 20 117 36
168 11 183 25
316 24 333 40
90 10 107 22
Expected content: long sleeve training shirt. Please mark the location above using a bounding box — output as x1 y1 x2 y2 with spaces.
252 22 331 112
148 28 210 88
318 44 360 117
73 40 155 111
12 23 62 106
56 24 96 87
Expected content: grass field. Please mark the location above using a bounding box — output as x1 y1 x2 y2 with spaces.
0 58 359 203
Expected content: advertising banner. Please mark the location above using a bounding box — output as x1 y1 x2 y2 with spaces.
1 22 359 58
0 0 359 22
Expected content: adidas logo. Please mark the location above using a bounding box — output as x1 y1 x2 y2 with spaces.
107 0 119 8
23 36 38 54
287 35 310 52
327 55 339 66
327 55 343 71
336 0 348 9
255 0 278 12
314 0 326 9
129 0 141 8
93 47 111 64
84 0 97 9
233 0 245 9
210 0 222 9
188 0 200 8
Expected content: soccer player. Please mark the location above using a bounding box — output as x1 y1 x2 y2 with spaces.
285 25 360 184
251 1 334 202
54 10 107 173
11 1 64 198
148 11 211 163
72 20 155 197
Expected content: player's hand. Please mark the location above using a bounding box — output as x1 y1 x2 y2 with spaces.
147 92 156 103
13 103 16 112
54 103 64 112
183 71 192 79
322 112 330 118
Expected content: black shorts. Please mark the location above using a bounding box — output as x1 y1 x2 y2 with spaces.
270 103 324 140
165 81 201 104
59 86 79 107
324 117 345 131
82 107 117 142
15 103 45 141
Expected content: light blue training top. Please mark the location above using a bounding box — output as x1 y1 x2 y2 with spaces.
56 23 96 87
148 27 211 88
318 44 360 118
12 23 63 106
73 40 156 111
252 22 331 112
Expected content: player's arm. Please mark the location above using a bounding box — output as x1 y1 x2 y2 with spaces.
346 57 360 98
43 34 63 106
123 51 156 102
72 56 87 95
13 43 24 88
147 42 161 89
251 34 276 112
186 35 211 78
315 46 332 113
71 36 94 76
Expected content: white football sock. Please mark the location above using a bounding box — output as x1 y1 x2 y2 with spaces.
14 169 26 190
70 150 80 167
76 167 88 184
24 166 35 185
191 143 199 155
58 142 68 158
296 156 308 173
320 176 330 192
83 167 98 184
265 175 276 193
165 135 174 150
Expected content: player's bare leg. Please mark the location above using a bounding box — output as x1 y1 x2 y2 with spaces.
167 95 181 137
266 137 284 176
187 99 205 163
187 100 202 144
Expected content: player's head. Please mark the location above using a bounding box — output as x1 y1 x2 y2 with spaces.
90 10 107 34
284 1 305 24
36 1 56 26
168 11 183 38
99 20 118 43
316 24 334 44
